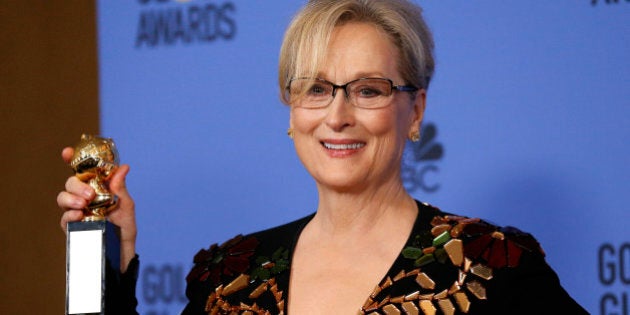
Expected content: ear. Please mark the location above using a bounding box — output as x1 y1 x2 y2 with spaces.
289 107 295 130
409 89 426 134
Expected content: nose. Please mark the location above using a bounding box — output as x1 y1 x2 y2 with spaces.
325 88 355 131
330 84 350 100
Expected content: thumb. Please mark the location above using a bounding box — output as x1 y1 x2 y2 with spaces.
109 164 132 201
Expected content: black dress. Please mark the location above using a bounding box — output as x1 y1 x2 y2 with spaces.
123 201 589 314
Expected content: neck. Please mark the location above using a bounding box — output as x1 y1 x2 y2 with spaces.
311 179 417 238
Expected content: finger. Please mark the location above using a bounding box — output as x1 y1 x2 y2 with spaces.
60 210 84 233
64 176 95 200
57 191 89 211
61 147 74 164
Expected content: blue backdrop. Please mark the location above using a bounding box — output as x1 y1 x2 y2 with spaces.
97 1 629 314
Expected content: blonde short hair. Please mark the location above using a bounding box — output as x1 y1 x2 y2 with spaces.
278 0 435 104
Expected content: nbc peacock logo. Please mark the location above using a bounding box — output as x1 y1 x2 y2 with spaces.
402 122 444 193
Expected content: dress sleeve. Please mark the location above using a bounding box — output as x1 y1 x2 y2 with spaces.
105 254 140 314
487 250 590 314
179 278 213 315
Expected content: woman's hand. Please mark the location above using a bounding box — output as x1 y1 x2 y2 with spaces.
57 147 137 272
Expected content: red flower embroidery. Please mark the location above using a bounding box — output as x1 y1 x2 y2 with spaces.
186 235 259 285
439 216 544 268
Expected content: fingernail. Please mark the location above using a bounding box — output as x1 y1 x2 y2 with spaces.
83 189 93 199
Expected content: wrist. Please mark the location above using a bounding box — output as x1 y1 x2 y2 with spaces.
119 238 136 273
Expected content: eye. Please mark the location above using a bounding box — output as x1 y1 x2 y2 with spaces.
306 83 330 96
354 85 385 98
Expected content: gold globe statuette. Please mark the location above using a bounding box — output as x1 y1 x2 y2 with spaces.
69 134 120 221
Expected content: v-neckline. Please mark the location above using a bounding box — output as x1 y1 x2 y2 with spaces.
282 200 425 313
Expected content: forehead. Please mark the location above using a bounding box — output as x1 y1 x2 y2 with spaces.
321 22 401 81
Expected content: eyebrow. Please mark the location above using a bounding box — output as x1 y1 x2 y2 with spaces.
315 71 389 83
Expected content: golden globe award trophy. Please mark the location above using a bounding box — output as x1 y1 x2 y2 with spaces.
66 134 121 315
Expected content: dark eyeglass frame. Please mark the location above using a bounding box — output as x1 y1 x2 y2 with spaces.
286 77 419 109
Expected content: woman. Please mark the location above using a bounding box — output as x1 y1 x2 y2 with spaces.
58 0 588 314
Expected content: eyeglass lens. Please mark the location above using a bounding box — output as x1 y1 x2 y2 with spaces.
289 78 394 109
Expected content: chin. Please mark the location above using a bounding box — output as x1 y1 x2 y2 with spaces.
315 173 370 193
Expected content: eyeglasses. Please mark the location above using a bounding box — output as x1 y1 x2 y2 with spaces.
286 77 418 109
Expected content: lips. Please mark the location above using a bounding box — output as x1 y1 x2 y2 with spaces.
320 140 366 158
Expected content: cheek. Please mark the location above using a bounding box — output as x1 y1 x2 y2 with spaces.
368 107 414 160
291 108 325 132
364 107 408 138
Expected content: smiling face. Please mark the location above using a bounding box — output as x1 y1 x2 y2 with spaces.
289 22 426 194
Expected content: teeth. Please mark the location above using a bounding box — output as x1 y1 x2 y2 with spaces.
323 142 365 150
